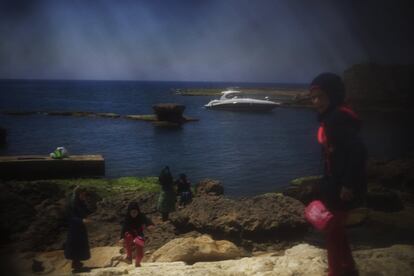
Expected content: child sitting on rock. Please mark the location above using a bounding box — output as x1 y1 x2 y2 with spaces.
119 202 154 267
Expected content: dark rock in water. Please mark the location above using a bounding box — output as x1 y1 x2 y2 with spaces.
195 179 224 196
47 111 74 116
96 112 121 118
170 193 307 244
152 103 186 123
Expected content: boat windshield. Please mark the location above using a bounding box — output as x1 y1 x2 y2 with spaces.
220 92 242 100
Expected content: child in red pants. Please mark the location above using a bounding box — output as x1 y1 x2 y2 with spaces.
119 202 154 267
325 210 356 276
309 73 366 276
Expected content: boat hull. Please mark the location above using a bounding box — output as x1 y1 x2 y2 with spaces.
205 102 279 112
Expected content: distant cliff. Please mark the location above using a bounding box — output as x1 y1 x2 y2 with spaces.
344 63 414 109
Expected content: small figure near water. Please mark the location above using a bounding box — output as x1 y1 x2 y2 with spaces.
308 73 366 276
157 166 176 221
119 202 154 267
175 173 192 207
64 186 93 273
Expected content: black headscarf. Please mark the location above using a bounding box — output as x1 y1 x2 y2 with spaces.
310 73 345 108
121 201 153 238
125 202 141 219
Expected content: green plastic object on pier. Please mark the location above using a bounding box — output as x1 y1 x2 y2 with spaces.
50 146 69 159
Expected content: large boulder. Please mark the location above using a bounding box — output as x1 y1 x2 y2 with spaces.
195 179 224 196
149 235 244 264
170 193 307 244
152 103 186 123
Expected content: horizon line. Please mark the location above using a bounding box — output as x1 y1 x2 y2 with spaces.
0 78 307 85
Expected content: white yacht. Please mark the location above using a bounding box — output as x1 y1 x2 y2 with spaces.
204 90 280 111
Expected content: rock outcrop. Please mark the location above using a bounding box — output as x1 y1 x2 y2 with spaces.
170 193 307 244
195 179 224 196
286 158 414 213
149 235 245 264
152 103 186 123
343 63 414 109
15 243 414 276
283 175 322 205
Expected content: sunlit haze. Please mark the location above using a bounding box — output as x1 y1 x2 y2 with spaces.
1 0 412 82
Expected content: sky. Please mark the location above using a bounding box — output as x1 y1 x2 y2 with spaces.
0 0 413 83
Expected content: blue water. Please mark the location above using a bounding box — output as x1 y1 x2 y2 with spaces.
0 80 412 197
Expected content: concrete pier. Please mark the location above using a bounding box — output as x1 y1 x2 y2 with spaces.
0 155 105 180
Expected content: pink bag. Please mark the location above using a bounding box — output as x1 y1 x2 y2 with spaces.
304 200 333 232
133 236 145 247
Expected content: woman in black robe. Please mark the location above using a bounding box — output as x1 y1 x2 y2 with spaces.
64 186 92 272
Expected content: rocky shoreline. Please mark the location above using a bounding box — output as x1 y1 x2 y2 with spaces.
0 110 198 123
1 158 414 275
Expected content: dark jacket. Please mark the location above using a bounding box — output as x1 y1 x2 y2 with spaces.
64 195 91 261
176 178 191 194
318 106 367 211
159 166 174 192
120 203 154 239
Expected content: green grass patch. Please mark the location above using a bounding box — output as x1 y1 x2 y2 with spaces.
4 176 160 198
125 114 157 121
290 175 322 186
110 177 160 192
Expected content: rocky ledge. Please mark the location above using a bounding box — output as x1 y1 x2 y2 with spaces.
12 241 414 275
1 158 414 275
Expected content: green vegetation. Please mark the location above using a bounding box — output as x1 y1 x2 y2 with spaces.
290 175 322 186
125 114 157 121
5 176 160 198
111 177 160 192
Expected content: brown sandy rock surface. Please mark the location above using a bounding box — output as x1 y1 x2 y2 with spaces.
195 179 224 196
14 243 414 276
149 235 245 264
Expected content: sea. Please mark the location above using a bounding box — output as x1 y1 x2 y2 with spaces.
0 80 413 197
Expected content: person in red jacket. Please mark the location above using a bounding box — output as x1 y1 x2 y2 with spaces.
309 73 366 276
119 202 154 267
